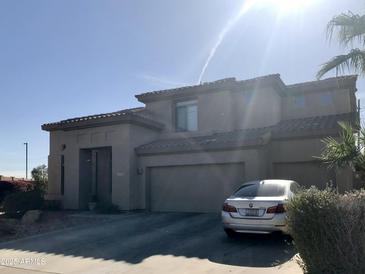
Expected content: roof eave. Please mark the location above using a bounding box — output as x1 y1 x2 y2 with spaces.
42 115 164 132
135 81 238 103
135 74 287 103
135 141 266 156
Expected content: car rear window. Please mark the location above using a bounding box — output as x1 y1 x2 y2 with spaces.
233 183 286 198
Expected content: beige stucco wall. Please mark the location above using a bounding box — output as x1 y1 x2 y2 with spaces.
142 86 282 139
128 125 160 209
47 124 159 210
268 137 352 190
232 87 282 129
141 85 355 139
197 89 235 132
143 99 174 132
282 88 353 120
142 89 237 136
269 138 325 163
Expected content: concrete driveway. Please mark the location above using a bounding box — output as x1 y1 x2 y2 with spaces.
0 212 301 274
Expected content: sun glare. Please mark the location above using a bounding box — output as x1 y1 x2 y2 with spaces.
199 0 317 83
273 0 314 12
243 0 317 14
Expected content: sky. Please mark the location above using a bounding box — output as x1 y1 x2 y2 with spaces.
1 0 365 178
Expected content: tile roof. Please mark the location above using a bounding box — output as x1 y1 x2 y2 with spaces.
272 112 357 138
135 74 285 102
136 112 357 155
135 74 357 102
42 107 164 131
136 127 270 155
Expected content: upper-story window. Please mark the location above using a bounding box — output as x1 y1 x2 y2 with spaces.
320 92 333 106
176 100 198 132
293 95 305 108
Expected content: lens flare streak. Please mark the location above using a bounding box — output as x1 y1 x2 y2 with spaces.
197 0 256 84
197 0 314 83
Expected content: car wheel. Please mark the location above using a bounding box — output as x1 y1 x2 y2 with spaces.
224 228 237 238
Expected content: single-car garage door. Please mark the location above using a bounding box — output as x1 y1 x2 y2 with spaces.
273 161 335 188
148 163 245 213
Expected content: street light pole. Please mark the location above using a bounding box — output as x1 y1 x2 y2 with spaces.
24 142 28 179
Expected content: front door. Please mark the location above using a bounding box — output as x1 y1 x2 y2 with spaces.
92 148 112 205
79 147 112 209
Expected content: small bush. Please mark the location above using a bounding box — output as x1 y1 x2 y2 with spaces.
287 187 365 274
0 180 33 204
3 190 44 217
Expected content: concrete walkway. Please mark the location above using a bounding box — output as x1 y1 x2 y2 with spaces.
0 212 302 274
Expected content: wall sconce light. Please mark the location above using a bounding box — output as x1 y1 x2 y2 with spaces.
137 167 144 175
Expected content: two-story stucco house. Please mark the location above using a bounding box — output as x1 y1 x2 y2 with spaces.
42 74 358 213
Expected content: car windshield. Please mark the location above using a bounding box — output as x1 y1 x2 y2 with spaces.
233 182 286 198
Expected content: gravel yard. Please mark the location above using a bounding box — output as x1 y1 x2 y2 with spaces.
0 211 120 242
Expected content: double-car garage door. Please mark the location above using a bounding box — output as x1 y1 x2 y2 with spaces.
148 163 245 213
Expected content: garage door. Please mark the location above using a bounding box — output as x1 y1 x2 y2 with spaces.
148 163 245 213
273 162 335 188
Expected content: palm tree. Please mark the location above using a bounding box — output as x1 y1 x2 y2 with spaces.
317 12 365 79
319 122 365 184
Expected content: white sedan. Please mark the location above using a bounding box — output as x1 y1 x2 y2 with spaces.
222 179 299 236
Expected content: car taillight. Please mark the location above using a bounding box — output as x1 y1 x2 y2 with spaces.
266 204 286 214
222 203 237 212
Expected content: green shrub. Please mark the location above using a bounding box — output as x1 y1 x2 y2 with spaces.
3 190 44 217
287 187 365 274
0 180 33 205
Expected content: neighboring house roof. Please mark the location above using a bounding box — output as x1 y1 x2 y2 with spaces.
42 107 164 131
136 112 357 155
135 74 286 103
